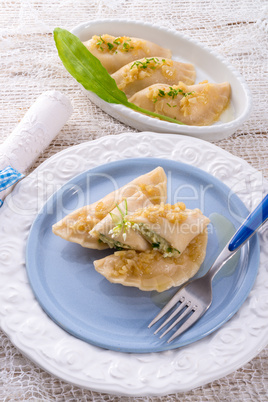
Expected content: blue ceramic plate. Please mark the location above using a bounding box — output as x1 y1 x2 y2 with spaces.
26 158 259 353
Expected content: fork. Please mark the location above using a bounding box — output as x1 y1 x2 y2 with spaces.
148 194 268 343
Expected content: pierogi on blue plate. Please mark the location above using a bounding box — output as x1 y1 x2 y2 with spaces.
93 200 209 291
93 230 208 292
52 167 167 250
52 166 210 292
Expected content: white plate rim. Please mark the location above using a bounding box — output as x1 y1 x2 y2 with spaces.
0 132 267 397
70 19 252 141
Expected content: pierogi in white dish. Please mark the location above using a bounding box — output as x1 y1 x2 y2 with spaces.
129 81 231 126
83 34 172 74
79 32 232 127
111 57 196 98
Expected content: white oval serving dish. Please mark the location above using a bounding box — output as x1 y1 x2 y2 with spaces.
71 20 251 141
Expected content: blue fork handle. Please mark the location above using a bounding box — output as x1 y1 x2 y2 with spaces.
228 194 268 252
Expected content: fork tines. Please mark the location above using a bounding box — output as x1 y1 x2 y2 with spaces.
148 289 200 343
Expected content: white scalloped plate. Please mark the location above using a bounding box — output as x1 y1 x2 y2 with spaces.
0 133 267 397
71 20 252 141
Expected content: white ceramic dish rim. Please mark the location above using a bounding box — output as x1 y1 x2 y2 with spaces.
0 132 267 397
70 19 252 139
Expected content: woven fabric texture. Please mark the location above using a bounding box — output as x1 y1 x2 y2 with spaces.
0 0 268 400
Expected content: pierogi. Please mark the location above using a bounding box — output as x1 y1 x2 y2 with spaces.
83 34 172 74
93 230 208 292
129 81 231 126
52 164 210 292
52 167 167 250
128 202 210 257
90 192 153 252
111 57 195 98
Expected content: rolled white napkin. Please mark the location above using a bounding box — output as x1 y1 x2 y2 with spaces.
0 91 73 205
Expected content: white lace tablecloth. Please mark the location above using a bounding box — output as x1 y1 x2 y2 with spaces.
0 1 267 400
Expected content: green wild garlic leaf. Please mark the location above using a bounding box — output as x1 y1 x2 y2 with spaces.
54 28 128 105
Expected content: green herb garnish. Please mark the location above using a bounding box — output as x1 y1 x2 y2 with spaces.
130 60 144 69
130 57 161 70
158 89 165 97
53 28 185 125
122 42 129 51
109 200 132 241
167 86 194 98
113 38 121 45
96 36 105 46
96 36 105 51
167 87 183 98
153 86 195 103
122 40 134 52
